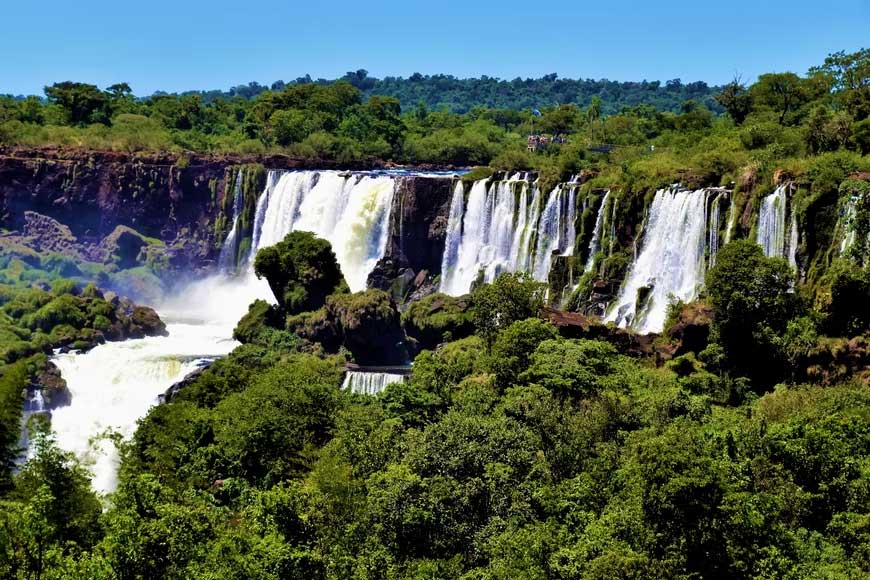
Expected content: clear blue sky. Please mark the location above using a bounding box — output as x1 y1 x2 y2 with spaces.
2 0 868 96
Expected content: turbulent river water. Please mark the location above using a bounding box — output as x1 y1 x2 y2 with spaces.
48 276 268 494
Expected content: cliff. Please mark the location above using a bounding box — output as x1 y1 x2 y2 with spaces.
0 148 457 294
368 176 455 299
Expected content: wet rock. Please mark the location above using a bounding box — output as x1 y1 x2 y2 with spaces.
33 362 70 409
128 306 168 338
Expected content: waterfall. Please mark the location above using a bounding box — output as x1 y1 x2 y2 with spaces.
342 371 405 395
439 181 465 289
217 172 244 272
439 177 577 296
606 188 716 334
49 168 453 493
18 388 47 462
608 193 618 255
247 170 279 264
757 185 799 269
788 210 799 269
708 192 724 269
48 273 266 494
51 320 240 494
724 197 736 244
249 170 397 292
757 185 788 258
584 190 611 273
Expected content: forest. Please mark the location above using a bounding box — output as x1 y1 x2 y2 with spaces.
0 47 869 578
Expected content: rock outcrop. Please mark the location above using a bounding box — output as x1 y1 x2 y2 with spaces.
540 307 663 360
369 176 455 299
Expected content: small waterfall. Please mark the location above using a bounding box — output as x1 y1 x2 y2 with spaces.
606 188 716 334
218 172 244 272
532 185 577 280
707 192 724 269
248 171 397 292
584 190 611 272
757 185 799 269
439 181 465 288
608 193 619 255
788 210 799 269
342 371 405 395
757 185 788 258
840 197 857 255
18 388 47 462
440 176 577 296
724 197 737 244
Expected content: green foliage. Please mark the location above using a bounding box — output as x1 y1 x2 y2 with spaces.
489 317 558 388
253 231 346 314
705 240 798 386
0 361 26 491
401 293 473 350
471 273 546 346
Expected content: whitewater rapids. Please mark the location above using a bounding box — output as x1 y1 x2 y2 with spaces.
49 275 268 495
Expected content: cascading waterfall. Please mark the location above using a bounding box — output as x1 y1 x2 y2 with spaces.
724 198 737 244
217 172 244 272
50 275 264 494
251 170 397 292
757 185 799 269
342 371 405 395
44 168 453 493
439 177 577 296
584 190 611 273
757 185 788 258
606 188 723 334
708 192 724 269
18 388 46 462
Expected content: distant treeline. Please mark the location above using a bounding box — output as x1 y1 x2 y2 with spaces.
160 70 723 114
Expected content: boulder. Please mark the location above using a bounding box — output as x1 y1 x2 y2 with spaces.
326 290 409 365
22 211 84 259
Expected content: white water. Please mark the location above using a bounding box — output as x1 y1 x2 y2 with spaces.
606 188 721 333
45 168 450 493
724 197 737 244
18 389 46 462
252 170 397 292
757 185 800 269
584 190 611 273
439 177 578 295
757 186 788 259
708 192 724 269
49 275 266 495
342 371 405 395
217 172 244 272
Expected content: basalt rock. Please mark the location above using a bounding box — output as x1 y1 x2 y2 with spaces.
369 175 456 299
22 211 83 259
540 306 663 360
326 290 409 365
32 362 69 409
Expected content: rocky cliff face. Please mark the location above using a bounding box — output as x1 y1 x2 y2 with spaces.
0 148 232 272
368 176 455 300
0 148 456 290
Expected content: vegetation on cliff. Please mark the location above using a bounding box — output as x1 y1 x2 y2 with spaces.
2 225 870 577
0 46 870 579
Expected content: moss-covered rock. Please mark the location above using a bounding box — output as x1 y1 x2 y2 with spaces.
326 289 409 365
402 293 473 351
